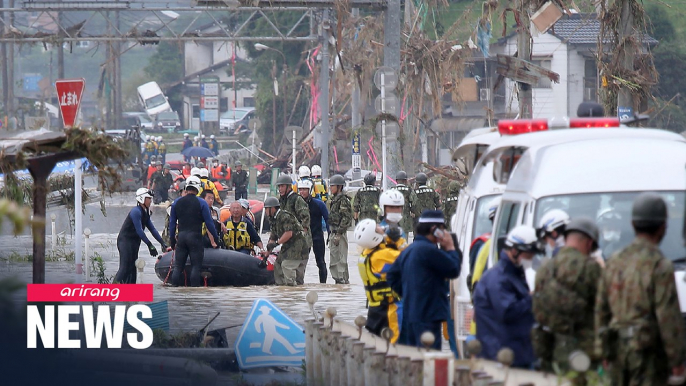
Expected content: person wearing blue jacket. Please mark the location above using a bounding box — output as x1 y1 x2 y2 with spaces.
472 225 540 369
387 210 461 350
168 176 220 287
298 180 330 283
115 188 168 284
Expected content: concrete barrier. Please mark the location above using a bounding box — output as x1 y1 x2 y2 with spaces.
304 291 570 386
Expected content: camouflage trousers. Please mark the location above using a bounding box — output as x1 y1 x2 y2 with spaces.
329 232 349 283
608 343 669 386
274 249 309 286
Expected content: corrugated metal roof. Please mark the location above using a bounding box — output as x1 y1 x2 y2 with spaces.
550 14 658 46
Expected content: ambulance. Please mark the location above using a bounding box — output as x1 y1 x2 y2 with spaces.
483 118 686 313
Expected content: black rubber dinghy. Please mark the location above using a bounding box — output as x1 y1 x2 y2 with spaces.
155 248 275 287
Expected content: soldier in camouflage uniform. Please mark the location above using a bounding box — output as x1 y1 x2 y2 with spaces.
328 174 353 284
353 173 381 224
230 161 249 200
412 172 440 219
595 193 686 385
276 174 311 284
392 171 417 235
533 217 602 375
442 181 460 230
262 197 307 286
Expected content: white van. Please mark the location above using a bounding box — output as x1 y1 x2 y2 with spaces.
137 81 172 117
486 121 686 312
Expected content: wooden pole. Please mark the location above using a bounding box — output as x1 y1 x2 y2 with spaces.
617 0 635 115
28 159 54 284
517 0 533 118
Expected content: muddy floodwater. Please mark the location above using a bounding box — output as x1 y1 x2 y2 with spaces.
0 194 369 347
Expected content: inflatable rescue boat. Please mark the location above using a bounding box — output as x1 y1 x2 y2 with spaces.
155 248 275 287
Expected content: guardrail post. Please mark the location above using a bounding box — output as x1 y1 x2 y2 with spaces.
363 346 376 384
338 335 348 385
408 358 424 386
422 352 454 386
318 325 331 383
386 354 399 386
329 330 342 385
312 321 324 384
455 365 471 385
350 340 365 386
305 319 315 385
51 213 57 252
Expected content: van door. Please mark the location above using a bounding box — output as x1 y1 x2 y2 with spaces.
488 200 523 267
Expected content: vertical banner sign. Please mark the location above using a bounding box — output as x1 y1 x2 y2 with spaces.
200 75 220 123
352 130 361 170
55 78 86 128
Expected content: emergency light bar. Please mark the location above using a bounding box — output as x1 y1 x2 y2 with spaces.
497 119 549 135
568 117 621 128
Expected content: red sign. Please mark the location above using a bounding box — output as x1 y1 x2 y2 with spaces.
55 78 85 128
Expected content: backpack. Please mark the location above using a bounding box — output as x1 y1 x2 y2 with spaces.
532 261 587 334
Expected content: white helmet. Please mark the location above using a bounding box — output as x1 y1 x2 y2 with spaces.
185 176 202 192
298 165 311 178
488 196 501 220
311 165 322 176
184 133 189 138
210 135 215 139
353 219 384 249
191 167 201 177
297 179 313 190
199 168 209 178
194 136 199 141
157 136 162 142
538 209 570 235
202 135 206 139
379 190 405 215
505 225 541 253
135 188 153 205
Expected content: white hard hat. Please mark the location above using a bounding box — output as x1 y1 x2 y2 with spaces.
505 225 541 253
298 165 311 178
210 134 215 139
379 190 404 216
202 135 206 139
157 136 162 141
297 180 313 190
185 176 202 191
488 196 501 220
184 133 189 137
311 165 322 176
538 209 570 234
194 136 199 141
191 167 200 176
353 219 384 249
135 187 153 205
199 168 209 178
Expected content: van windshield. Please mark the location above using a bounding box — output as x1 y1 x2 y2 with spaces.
535 191 686 261
145 94 167 109
472 194 501 241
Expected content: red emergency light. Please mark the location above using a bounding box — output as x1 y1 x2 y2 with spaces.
568 117 620 128
498 119 549 135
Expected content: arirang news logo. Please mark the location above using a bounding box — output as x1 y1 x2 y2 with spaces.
26 284 155 349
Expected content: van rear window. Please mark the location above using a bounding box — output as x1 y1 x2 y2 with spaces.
145 94 167 109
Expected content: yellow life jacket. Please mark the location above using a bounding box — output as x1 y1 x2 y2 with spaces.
223 220 252 250
158 143 166 154
357 244 400 307
146 142 155 152
469 237 492 335
311 177 328 201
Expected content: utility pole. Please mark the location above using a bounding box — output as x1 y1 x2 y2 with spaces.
114 0 122 130
517 0 533 118
351 8 361 182
616 0 635 116
8 0 14 123
283 61 288 132
319 10 331 179
271 60 277 154
384 0 401 181
0 0 7 120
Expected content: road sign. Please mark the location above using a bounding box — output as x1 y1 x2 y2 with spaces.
618 106 633 121
284 126 303 144
55 78 85 128
374 66 398 89
201 83 219 96
375 121 399 137
234 299 305 369
374 93 399 115
24 74 42 92
200 109 219 122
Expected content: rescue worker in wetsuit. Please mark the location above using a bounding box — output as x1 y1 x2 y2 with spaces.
115 188 167 284
198 168 223 206
298 180 330 283
392 171 417 236
168 176 220 287
355 218 404 343
209 135 219 156
277 173 311 283
442 181 461 230
261 197 307 286
230 161 248 200
200 190 225 249
310 164 329 202
224 201 263 254
353 173 381 224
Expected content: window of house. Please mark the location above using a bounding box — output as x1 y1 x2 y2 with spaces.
243 97 255 107
531 58 552 89
192 105 200 119
583 59 598 102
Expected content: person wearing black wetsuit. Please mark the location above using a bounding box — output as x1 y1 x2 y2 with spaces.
115 188 167 284
168 176 220 286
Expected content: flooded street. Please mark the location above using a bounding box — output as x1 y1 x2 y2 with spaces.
0 194 369 347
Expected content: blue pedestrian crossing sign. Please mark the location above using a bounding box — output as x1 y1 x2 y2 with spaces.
234 299 306 369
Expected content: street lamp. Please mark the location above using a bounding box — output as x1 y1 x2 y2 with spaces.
255 43 288 154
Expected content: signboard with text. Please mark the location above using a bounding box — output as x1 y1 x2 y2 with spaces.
55 78 85 128
200 76 220 124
